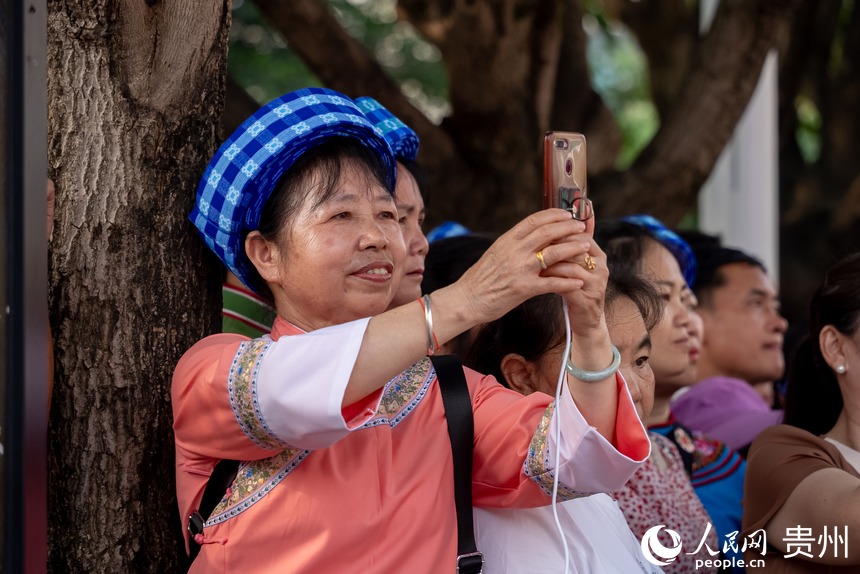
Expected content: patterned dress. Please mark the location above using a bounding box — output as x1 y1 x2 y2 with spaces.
613 432 720 574
651 416 747 572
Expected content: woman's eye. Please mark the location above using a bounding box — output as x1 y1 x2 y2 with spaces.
635 356 650 368
398 215 407 225
333 211 351 220
381 210 397 220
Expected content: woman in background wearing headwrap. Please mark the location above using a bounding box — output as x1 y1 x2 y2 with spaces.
597 216 746 573
354 97 430 309
172 87 649 573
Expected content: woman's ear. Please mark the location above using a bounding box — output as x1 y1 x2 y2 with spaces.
500 353 541 396
820 325 846 372
245 231 281 284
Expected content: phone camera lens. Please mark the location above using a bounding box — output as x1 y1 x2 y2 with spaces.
554 139 568 150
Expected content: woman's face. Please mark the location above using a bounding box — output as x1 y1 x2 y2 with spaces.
640 239 693 385
608 295 655 421
389 163 429 308
660 288 703 389
530 295 655 420
686 302 704 371
255 158 407 331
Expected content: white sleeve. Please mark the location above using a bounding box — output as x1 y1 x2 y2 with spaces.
254 317 382 450
545 372 650 493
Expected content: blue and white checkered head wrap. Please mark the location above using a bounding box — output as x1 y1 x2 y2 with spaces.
190 87 397 292
354 97 419 162
621 214 697 288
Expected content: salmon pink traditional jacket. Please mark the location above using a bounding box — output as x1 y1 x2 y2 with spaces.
173 316 650 573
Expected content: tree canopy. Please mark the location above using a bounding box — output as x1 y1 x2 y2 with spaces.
228 0 860 330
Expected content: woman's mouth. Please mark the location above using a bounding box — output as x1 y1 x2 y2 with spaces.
353 263 393 281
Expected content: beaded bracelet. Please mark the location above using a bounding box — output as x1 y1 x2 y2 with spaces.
565 345 621 382
417 294 440 356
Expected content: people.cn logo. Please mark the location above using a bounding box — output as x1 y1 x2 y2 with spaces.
640 525 683 566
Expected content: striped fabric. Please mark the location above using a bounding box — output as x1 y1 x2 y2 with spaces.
222 283 276 338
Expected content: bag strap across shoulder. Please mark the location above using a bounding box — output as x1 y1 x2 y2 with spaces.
188 458 239 561
431 354 484 574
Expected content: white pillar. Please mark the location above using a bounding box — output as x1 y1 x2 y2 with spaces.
698 1 779 281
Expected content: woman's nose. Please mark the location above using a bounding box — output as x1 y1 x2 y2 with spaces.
360 220 390 250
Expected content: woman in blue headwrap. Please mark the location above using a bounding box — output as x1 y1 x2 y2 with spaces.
354 97 430 308
221 97 428 336
172 87 649 573
596 216 746 573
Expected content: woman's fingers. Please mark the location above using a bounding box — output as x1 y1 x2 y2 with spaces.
507 208 582 240
452 209 604 324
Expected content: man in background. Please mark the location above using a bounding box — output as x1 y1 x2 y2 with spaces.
671 236 787 455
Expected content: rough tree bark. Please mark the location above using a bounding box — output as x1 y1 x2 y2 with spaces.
46 1 229 571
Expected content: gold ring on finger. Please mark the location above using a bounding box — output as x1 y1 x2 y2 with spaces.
536 250 548 270
584 253 597 271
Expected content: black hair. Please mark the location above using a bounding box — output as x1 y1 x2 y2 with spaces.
463 269 664 388
687 243 766 309
421 234 496 294
398 158 430 201
421 234 496 359
464 294 565 387
248 137 391 301
784 252 860 435
606 271 665 333
594 219 657 279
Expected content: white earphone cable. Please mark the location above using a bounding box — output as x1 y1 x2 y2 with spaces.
551 298 573 574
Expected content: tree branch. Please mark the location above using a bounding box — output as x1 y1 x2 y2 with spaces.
253 0 440 141
252 0 459 186
222 75 261 137
595 0 801 225
550 0 621 173
614 0 695 121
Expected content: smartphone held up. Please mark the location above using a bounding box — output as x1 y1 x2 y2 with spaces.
543 132 593 221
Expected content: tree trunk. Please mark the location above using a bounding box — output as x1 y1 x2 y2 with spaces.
46 1 229 571
777 0 860 329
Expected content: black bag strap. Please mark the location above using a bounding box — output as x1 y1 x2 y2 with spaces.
431 354 484 574
188 458 239 561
